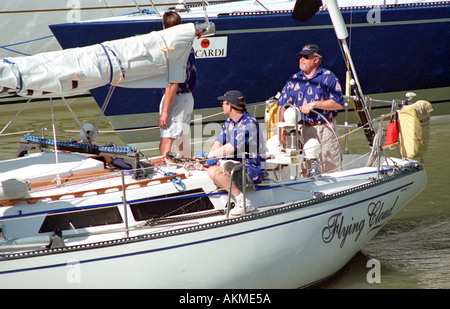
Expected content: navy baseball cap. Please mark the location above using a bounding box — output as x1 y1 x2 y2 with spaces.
297 44 321 57
217 90 246 109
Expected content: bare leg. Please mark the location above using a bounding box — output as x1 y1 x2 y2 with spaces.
207 165 241 197
159 137 174 156
172 134 191 158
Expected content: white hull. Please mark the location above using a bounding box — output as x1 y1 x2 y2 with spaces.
0 156 426 288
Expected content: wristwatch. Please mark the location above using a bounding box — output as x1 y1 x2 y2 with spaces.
311 101 316 109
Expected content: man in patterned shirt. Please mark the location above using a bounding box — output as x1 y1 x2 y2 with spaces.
158 11 197 158
278 44 343 172
206 90 266 215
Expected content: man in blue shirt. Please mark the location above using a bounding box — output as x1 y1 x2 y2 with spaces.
278 44 343 172
206 90 266 215
159 11 197 158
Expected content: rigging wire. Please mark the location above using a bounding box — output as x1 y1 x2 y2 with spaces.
0 98 33 136
50 98 61 186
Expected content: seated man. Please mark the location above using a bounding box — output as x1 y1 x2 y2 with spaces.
206 90 266 216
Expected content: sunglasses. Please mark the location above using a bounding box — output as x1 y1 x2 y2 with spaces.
299 54 314 60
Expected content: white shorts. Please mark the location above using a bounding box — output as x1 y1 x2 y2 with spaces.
159 92 194 139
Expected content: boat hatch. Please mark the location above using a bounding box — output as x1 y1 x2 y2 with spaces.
39 207 123 233
130 188 214 221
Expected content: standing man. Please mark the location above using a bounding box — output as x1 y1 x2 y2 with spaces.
206 90 266 216
278 44 343 172
159 11 197 158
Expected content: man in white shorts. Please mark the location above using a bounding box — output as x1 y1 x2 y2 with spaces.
158 11 197 158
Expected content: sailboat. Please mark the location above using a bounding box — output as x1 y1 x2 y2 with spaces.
0 0 430 288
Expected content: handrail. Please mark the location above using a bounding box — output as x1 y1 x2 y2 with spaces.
225 162 247 218
277 102 301 150
377 117 383 179
121 171 130 237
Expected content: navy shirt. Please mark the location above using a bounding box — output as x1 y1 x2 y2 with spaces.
278 66 343 123
177 48 197 94
215 111 266 182
161 48 197 94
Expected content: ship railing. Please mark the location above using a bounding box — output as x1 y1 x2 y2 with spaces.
225 161 248 218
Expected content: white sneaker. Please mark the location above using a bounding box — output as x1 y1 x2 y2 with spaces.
230 197 256 216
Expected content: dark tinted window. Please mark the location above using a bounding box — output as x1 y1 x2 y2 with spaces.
39 207 123 233
130 189 214 221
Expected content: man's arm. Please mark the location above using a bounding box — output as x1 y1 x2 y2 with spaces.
208 141 235 159
300 98 342 115
277 105 288 143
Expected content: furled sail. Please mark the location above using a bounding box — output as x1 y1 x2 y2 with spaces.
0 23 196 98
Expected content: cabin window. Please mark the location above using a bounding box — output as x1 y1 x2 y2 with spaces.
130 189 214 221
39 207 123 233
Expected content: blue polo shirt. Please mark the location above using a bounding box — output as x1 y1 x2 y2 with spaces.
278 66 343 123
215 111 266 182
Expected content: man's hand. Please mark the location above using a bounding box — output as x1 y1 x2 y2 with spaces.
158 111 169 129
300 102 315 115
206 158 218 166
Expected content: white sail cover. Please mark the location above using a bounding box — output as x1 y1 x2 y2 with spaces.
0 23 196 98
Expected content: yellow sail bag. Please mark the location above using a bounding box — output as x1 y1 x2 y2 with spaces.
398 100 433 158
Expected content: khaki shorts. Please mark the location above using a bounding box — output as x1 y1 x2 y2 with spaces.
300 118 341 173
231 165 254 191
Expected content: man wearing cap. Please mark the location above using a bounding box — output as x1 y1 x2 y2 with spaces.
278 44 343 172
206 90 266 216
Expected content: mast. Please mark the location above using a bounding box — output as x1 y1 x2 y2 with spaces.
323 0 376 146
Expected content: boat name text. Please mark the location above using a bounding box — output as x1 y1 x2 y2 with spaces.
322 197 398 247
367 197 397 231
322 213 365 248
